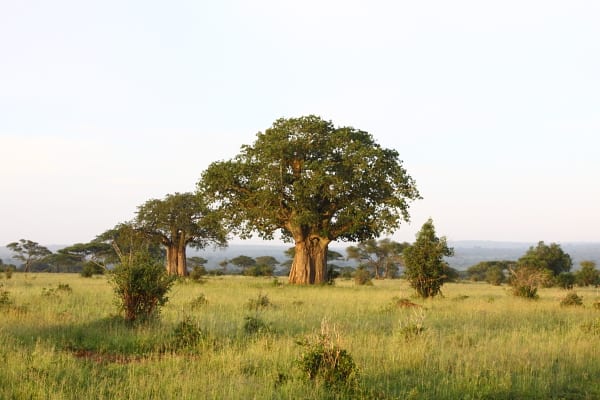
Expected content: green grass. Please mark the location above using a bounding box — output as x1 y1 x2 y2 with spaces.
1 274 600 399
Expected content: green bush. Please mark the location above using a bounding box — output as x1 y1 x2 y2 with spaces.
171 317 205 349
556 272 575 290
110 251 176 323
353 267 372 286
560 291 583 307
245 293 272 310
80 261 105 278
243 316 272 335
297 320 358 388
0 283 12 307
189 266 207 281
189 293 209 309
243 265 274 277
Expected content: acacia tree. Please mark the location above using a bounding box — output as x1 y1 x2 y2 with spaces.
135 192 228 276
517 241 572 276
346 238 408 279
199 116 420 284
403 219 454 298
6 239 52 272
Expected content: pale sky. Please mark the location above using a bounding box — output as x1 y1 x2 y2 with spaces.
1 0 599 246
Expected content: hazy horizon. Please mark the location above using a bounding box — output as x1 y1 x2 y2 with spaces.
2 1 598 245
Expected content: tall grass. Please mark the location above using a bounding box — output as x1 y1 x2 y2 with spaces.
1 273 599 399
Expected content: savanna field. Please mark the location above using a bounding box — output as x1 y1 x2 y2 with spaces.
1 274 599 399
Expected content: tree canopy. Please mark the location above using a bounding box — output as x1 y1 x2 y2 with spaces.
346 238 408 279
6 239 52 272
199 115 420 284
517 241 572 276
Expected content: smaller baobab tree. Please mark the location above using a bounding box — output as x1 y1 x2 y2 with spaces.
135 192 228 276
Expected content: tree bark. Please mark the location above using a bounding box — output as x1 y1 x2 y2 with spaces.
288 235 330 284
176 236 188 276
166 244 178 275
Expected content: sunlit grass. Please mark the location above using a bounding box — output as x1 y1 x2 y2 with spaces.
1 273 599 399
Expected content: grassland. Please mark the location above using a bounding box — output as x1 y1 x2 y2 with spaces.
1 274 599 399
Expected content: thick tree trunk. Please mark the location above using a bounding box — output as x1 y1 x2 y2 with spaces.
288 236 330 284
166 245 178 275
176 241 188 276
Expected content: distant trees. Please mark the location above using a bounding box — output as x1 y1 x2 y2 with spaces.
403 219 454 298
200 115 420 284
6 239 51 272
466 261 515 285
575 261 600 287
135 192 228 276
346 238 408 279
517 241 572 276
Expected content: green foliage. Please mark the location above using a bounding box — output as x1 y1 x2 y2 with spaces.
485 266 506 285
398 309 426 341
518 241 572 276
575 261 600 287
110 251 176 322
297 320 358 388
80 261 105 277
403 219 454 298
243 316 272 335
245 293 272 311
353 267 373 286
243 264 274 277
230 255 256 269
199 115 420 284
189 293 209 309
189 265 208 281
6 239 52 272
560 291 583 307
346 238 408 279
171 317 205 349
555 272 575 290
0 283 12 307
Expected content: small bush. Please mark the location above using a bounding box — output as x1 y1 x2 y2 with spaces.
245 293 272 311
0 284 12 307
190 293 209 309
556 272 575 290
297 320 358 388
3 265 15 279
243 265 274 277
110 251 176 323
57 283 72 293
353 267 373 286
172 317 205 348
560 292 583 307
80 262 105 278
189 266 208 282
509 266 551 299
243 316 272 335
398 309 426 341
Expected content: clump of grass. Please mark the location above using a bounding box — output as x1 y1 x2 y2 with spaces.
296 319 358 388
243 316 273 336
560 291 583 307
0 283 12 307
389 297 422 310
189 293 209 309
580 318 600 335
171 317 205 349
398 309 426 341
453 294 469 301
245 293 272 311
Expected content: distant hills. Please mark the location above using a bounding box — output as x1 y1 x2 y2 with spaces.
1 241 599 271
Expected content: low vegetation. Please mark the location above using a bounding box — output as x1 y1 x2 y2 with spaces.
1 274 599 399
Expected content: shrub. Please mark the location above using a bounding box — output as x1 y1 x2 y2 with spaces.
556 272 575 290
189 266 207 281
353 267 372 286
509 266 551 299
560 292 583 307
398 309 426 341
110 251 176 323
172 317 205 348
297 320 358 388
245 293 272 311
243 316 272 335
0 283 12 307
189 293 209 309
485 266 506 285
80 262 105 278
3 265 15 279
243 265 274 277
